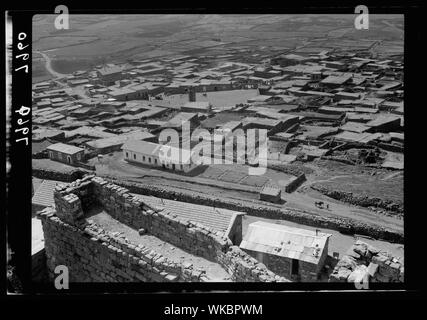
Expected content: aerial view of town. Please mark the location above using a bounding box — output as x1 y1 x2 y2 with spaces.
31 14 404 284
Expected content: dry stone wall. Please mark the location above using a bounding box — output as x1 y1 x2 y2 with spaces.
39 207 211 282
39 174 287 282
329 240 404 283
217 246 289 282
109 178 404 243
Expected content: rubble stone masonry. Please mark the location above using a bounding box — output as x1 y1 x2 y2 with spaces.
38 174 289 282
329 240 404 283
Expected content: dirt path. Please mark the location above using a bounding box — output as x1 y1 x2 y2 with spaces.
91 153 403 233
283 190 403 232
242 215 404 260
34 50 68 79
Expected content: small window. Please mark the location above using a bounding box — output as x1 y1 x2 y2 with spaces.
180 164 183 170
133 154 136 160
149 157 151 163
126 152 129 158
143 156 146 161
154 159 157 164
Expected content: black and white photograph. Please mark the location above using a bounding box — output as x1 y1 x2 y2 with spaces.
5 3 424 307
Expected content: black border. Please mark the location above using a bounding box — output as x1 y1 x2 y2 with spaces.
5 1 426 300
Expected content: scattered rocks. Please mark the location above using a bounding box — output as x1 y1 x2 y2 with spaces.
329 240 403 283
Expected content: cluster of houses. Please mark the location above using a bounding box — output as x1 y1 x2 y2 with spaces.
31 44 404 283
32 46 403 174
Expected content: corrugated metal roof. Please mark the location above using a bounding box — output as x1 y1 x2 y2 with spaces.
240 221 331 265
32 179 59 208
131 194 242 233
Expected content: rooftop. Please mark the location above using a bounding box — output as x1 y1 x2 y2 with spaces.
240 221 331 265
46 142 84 155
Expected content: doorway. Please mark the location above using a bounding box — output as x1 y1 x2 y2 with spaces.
67 156 71 164
291 259 299 276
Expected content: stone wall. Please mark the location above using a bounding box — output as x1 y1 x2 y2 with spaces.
284 173 306 193
31 167 403 243
243 242 328 282
311 184 403 215
40 175 288 282
39 207 211 282
32 248 47 282
110 178 404 243
217 246 289 282
225 213 244 246
90 176 231 262
329 240 404 283
32 165 90 182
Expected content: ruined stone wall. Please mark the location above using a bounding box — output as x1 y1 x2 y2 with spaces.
329 240 404 283
42 175 290 282
38 207 211 282
32 166 88 182
217 246 289 282
90 176 231 262
111 178 404 243
242 249 321 282
32 166 403 243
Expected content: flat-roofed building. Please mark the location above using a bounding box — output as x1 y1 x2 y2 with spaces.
46 142 85 165
240 221 331 281
320 74 352 88
181 101 212 113
85 131 156 154
122 140 199 173
97 64 124 86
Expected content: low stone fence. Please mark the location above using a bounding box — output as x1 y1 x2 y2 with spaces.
32 167 88 182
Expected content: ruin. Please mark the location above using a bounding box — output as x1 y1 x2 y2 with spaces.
329 240 404 283
37 174 290 282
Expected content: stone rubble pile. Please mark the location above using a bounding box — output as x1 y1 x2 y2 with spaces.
329 240 403 283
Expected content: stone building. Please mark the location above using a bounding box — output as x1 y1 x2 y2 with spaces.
240 221 331 281
259 185 282 203
97 64 124 86
46 143 85 165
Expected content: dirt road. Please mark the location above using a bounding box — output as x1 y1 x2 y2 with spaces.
34 50 68 79
90 153 403 234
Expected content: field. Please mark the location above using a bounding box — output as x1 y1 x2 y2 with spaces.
32 14 404 75
32 53 53 83
301 159 404 214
